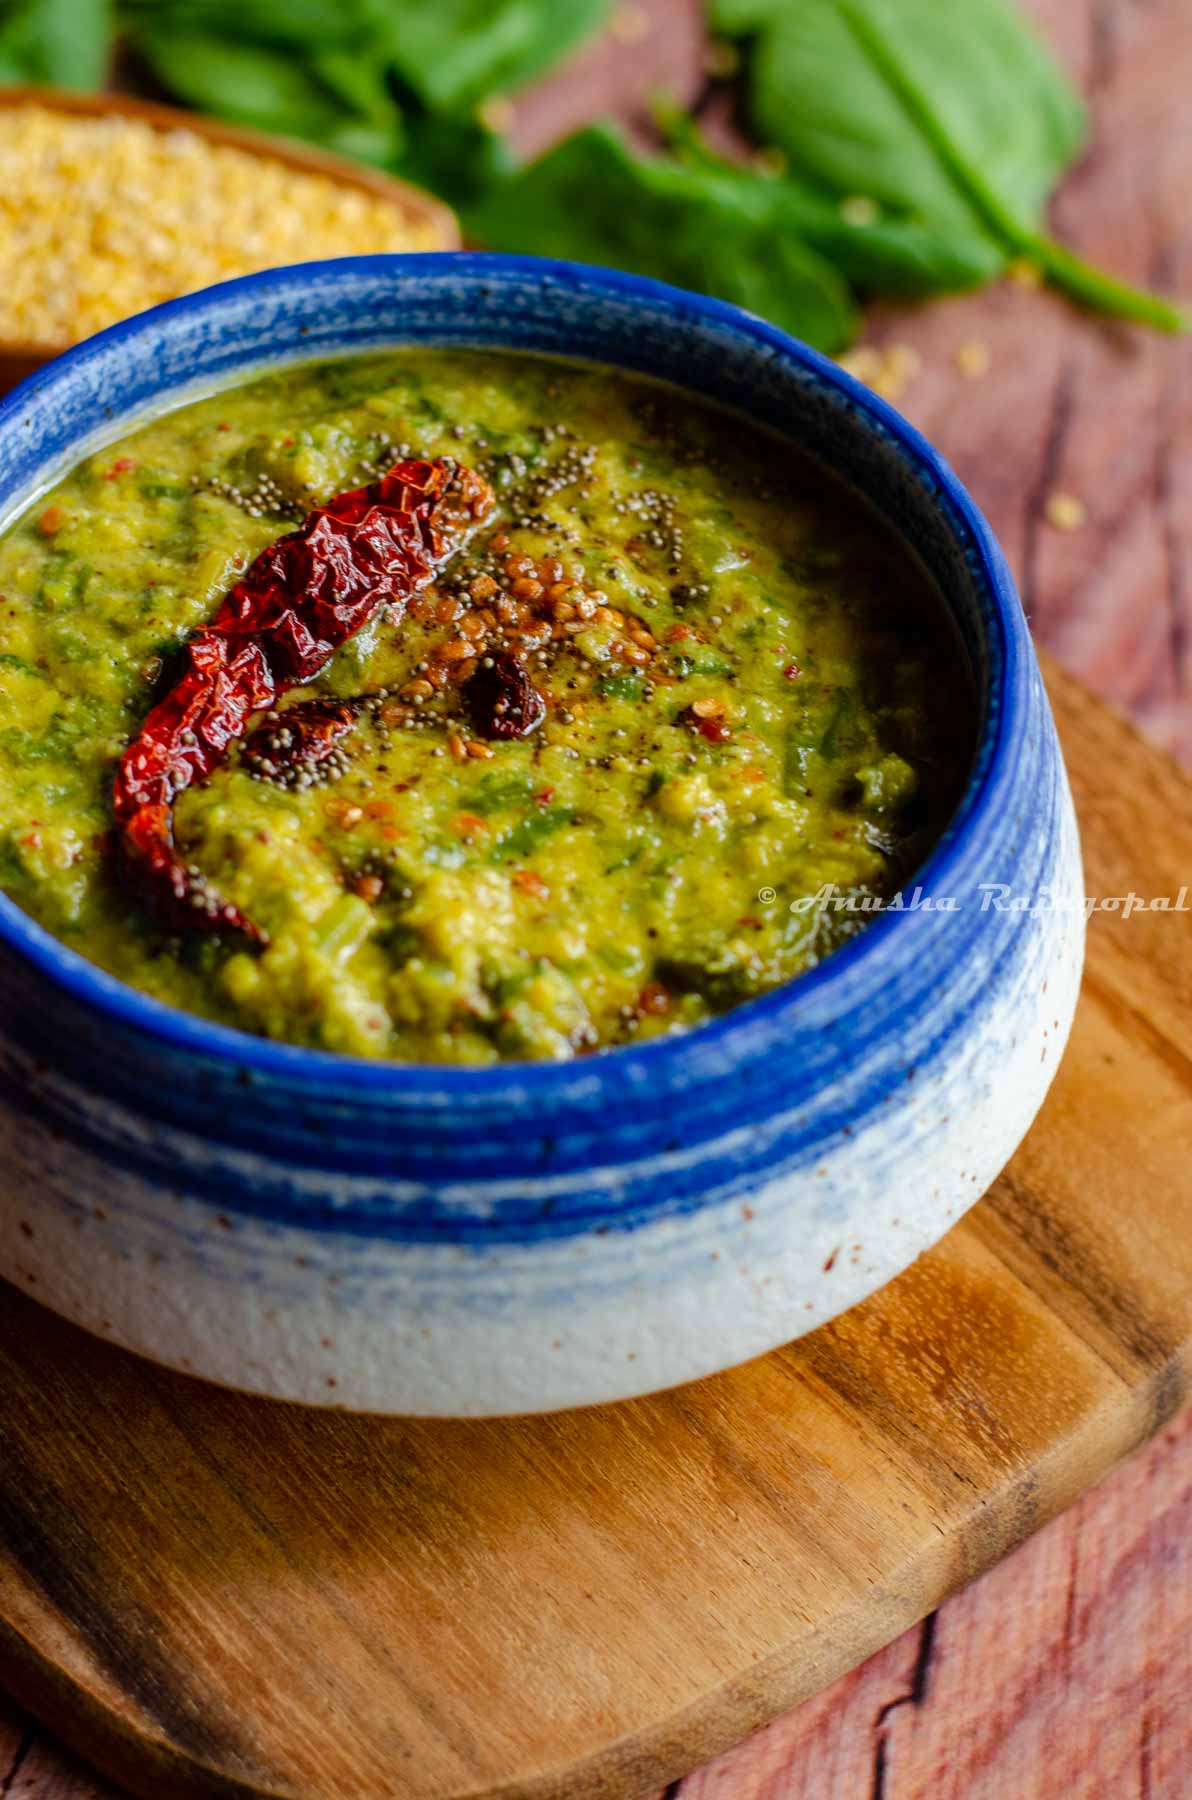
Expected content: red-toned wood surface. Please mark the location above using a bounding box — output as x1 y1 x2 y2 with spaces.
3 0 1190 1794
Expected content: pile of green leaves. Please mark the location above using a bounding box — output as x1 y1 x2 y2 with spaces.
115 0 619 202
0 0 1182 349
471 121 864 350
712 0 1184 334
472 0 1184 345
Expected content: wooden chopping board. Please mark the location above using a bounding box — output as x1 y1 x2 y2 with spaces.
0 655 1188 1800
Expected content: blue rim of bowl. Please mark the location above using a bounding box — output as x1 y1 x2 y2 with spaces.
0 253 1023 1096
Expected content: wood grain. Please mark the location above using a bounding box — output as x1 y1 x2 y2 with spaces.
3 1416 1188 1799
0 655 1188 1800
673 1408 1192 1800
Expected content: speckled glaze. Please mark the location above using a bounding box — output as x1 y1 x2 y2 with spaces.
0 256 1084 1415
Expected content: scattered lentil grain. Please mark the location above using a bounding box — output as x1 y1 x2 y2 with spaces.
1045 491 1088 532
954 339 992 379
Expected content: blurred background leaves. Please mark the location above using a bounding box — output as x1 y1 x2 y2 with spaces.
0 0 1183 346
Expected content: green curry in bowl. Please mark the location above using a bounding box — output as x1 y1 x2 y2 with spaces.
0 348 971 1063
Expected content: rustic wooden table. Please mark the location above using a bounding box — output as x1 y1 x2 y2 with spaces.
2 0 1190 1793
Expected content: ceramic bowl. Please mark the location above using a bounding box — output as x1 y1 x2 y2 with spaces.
0 256 1085 1415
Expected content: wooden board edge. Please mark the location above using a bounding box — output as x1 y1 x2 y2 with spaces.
1040 651 1192 805
0 1615 291 1800
509 1371 1192 1800
2 1365 1186 1800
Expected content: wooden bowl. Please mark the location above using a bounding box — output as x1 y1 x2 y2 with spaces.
0 85 460 392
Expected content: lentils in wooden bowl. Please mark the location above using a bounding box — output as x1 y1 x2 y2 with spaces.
0 88 458 384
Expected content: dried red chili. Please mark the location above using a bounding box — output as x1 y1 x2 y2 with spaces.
464 647 546 740
113 457 493 944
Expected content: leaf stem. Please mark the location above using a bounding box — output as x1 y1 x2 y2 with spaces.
1010 230 1186 333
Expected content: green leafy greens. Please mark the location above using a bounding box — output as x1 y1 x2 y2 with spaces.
379 0 613 113
710 0 1184 331
467 123 859 352
0 0 1182 342
117 0 600 202
466 0 1182 339
0 0 110 88
654 101 1003 297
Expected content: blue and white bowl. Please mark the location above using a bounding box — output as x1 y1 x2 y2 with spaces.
0 256 1084 1414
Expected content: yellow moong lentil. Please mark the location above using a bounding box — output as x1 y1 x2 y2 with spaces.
0 105 445 350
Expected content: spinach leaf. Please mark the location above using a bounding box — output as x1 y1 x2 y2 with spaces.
127 21 381 146
597 671 645 700
655 949 755 1009
490 805 578 862
394 110 513 209
119 0 365 50
130 0 612 117
461 771 538 815
119 0 580 202
734 0 1082 228
657 104 1000 297
381 0 614 111
0 0 111 87
818 685 858 758
468 124 858 353
129 16 405 160
714 0 1184 331
709 0 777 27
